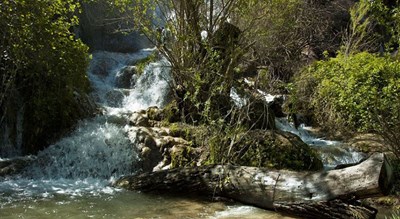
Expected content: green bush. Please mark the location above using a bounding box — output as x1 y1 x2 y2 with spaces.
1 0 91 154
293 52 400 134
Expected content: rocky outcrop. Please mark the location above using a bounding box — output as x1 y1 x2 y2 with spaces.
122 106 322 173
122 107 200 172
115 66 138 89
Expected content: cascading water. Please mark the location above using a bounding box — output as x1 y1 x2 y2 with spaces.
229 89 366 169
0 48 172 216
275 117 366 169
0 49 286 219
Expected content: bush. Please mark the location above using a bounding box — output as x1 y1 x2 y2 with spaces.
1 0 91 154
293 52 400 132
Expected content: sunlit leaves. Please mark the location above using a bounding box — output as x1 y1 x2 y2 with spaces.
295 52 400 132
1 0 91 150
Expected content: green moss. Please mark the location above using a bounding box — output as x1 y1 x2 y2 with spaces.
232 130 323 171
170 145 197 168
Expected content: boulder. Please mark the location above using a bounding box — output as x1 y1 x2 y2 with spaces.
105 90 125 107
126 125 194 172
115 66 138 89
232 130 323 171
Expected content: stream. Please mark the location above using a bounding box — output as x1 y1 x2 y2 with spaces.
0 48 388 218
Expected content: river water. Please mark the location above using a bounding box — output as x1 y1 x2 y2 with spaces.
0 48 387 218
0 49 296 218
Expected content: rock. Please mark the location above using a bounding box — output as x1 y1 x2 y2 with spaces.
0 156 36 177
232 130 323 171
73 91 99 117
105 90 125 107
106 114 129 126
115 66 138 88
90 57 119 78
170 144 200 168
129 112 150 127
125 124 192 172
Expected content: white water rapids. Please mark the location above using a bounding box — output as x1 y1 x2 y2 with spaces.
0 49 288 219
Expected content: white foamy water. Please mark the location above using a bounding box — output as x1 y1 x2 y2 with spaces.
0 48 171 202
122 57 172 113
0 49 289 218
275 117 366 169
275 117 339 146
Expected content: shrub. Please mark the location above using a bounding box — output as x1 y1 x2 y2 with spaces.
1 0 91 154
293 52 400 132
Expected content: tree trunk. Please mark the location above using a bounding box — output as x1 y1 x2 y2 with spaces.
114 153 393 219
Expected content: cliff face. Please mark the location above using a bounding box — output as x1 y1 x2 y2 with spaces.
77 1 152 53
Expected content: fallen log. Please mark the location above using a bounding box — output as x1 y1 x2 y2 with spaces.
114 153 393 218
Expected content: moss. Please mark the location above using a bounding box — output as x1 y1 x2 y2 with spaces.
170 145 198 168
233 130 323 171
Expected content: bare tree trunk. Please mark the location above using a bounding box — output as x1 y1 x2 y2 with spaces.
114 153 393 219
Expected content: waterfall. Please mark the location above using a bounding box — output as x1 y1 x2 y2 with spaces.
0 48 172 201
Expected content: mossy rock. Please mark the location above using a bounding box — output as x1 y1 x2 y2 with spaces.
170 145 200 168
147 100 180 123
232 130 323 171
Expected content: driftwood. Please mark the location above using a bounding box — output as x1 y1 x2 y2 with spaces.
114 153 393 219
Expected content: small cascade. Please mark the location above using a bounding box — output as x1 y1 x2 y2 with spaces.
275 117 365 169
0 48 172 203
122 57 172 112
227 89 365 169
275 118 339 146
26 119 137 179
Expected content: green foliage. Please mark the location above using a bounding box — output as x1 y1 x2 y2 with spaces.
365 0 400 51
111 0 250 124
207 127 323 170
386 211 400 219
134 51 157 75
293 52 400 135
342 0 380 55
1 0 91 153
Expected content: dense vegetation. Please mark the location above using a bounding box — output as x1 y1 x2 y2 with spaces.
0 0 92 153
293 0 400 158
1 0 399 170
